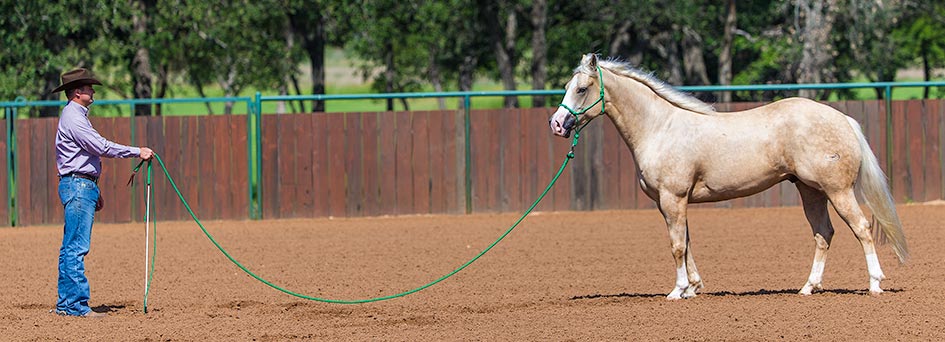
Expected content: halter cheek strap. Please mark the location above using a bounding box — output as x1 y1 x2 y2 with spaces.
558 65 606 117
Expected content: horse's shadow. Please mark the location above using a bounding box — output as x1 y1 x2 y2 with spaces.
570 288 904 300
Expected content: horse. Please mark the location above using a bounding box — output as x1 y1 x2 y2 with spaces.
549 53 909 300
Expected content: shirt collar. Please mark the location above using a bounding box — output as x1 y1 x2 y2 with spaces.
66 101 89 116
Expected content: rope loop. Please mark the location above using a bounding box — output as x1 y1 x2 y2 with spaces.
134 145 580 304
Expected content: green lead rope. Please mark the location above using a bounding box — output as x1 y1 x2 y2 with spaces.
134 129 582 306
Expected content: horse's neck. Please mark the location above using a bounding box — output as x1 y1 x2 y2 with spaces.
604 74 685 153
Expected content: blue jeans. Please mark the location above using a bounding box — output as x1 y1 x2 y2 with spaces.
56 177 99 316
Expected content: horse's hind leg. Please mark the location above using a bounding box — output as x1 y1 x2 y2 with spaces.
827 188 886 294
657 192 700 299
796 183 835 295
683 231 704 298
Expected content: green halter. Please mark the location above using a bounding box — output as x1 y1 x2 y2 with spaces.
558 65 606 117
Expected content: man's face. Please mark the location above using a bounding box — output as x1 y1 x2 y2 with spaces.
74 84 95 106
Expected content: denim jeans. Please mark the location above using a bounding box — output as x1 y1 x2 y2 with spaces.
56 176 99 316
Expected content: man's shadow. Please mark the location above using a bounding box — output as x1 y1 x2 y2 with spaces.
570 288 904 300
90 304 127 313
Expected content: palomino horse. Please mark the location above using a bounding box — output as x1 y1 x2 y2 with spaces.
549 53 909 299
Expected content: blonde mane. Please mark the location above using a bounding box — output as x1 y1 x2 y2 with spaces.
575 58 717 115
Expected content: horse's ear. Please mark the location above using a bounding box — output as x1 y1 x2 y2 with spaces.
586 53 598 68
581 53 599 69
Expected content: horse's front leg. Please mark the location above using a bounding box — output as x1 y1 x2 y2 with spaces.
658 191 700 299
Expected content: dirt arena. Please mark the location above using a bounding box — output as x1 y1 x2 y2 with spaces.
1 204 943 341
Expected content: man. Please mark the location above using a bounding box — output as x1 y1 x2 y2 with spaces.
51 68 153 318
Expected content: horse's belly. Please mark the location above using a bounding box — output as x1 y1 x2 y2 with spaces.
690 173 791 203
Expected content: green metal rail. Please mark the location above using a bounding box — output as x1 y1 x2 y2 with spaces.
3 81 945 226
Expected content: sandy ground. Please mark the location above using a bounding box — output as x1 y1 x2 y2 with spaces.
1 204 943 341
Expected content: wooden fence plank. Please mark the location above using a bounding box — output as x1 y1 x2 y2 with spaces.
361 112 380 216
923 100 942 202
499 109 520 211
327 113 347 217
891 101 909 202
346 112 364 216
30 118 49 225
444 111 460 214
312 114 330 217
0 115 7 226
906 101 925 202
181 116 199 221
16 120 32 226
427 111 445 214
377 112 397 215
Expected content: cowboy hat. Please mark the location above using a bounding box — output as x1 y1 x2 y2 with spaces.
50 68 102 93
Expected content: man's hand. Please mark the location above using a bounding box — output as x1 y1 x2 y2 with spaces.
95 195 104 212
139 147 154 160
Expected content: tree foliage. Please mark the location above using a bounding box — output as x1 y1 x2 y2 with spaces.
2 0 943 116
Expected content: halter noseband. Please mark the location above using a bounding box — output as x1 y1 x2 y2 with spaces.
558 65 606 117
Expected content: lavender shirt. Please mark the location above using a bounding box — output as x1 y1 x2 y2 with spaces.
56 101 140 177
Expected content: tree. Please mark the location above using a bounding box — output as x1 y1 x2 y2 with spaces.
895 1 945 98
796 0 839 99
285 0 352 112
529 0 549 107
837 0 911 99
718 0 736 102
177 0 296 114
0 2 99 117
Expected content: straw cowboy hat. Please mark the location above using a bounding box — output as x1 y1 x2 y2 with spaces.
50 68 102 93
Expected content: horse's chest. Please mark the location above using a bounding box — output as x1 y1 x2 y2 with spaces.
636 169 661 200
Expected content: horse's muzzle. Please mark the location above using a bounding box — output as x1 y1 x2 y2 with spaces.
562 115 576 131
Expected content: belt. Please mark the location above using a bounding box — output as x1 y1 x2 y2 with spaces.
60 172 99 183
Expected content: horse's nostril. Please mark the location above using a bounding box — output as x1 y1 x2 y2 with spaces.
563 115 576 130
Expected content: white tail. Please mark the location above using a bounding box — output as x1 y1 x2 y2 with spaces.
846 117 909 263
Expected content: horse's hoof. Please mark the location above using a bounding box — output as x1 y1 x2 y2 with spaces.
799 282 823 295
667 288 685 300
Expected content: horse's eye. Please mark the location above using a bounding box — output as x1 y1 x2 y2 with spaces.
577 87 587 94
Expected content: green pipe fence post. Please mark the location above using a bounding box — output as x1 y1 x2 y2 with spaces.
10 98 23 226
130 103 137 221
5 106 13 226
885 85 893 189
246 98 256 220
255 92 263 220
464 95 472 214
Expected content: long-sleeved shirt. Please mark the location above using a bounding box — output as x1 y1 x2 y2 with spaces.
56 101 140 177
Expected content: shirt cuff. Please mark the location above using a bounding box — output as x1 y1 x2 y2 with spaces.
130 147 141 157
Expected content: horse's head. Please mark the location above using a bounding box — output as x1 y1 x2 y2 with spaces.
549 53 606 138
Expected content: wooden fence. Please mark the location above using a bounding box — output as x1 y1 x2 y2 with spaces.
2 99 943 227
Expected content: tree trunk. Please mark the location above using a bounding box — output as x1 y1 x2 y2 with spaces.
193 80 214 115
484 0 518 108
428 51 447 110
652 29 684 85
682 27 710 86
530 0 548 108
39 70 60 117
385 41 395 111
922 44 931 99
287 7 326 112
796 0 837 99
458 55 478 108
718 0 736 102
131 0 154 116
291 75 306 112
154 64 168 116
